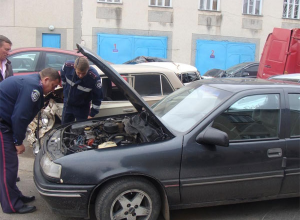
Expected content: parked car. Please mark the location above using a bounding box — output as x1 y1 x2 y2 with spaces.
223 61 259 78
268 74 300 83
124 56 201 85
27 64 183 151
202 62 259 79
123 56 170 64
138 62 200 85
34 45 300 220
8 47 85 75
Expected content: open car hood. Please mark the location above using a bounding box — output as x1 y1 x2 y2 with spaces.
77 44 165 126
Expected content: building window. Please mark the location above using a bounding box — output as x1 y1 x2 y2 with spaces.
243 0 262 15
149 0 172 7
283 0 300 19
97 0 122 3
199 0 220 11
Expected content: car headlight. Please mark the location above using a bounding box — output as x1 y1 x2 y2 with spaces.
40 154 62 179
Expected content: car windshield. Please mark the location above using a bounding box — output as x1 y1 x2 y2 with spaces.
204 69 224 77
152 84 232 132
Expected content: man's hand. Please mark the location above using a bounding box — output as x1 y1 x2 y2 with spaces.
88 116 93 119
15 144 25 154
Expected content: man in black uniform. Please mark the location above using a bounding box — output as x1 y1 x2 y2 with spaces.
0 35 13 82
0 68 61 214
61 57 103 124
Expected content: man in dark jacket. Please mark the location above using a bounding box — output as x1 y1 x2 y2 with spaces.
0 68 61 214
0 35 13 82
61 57 103 124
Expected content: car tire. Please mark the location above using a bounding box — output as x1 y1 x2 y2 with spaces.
95 177 161 220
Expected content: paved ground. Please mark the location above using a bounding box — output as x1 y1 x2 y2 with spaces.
0 143 299 220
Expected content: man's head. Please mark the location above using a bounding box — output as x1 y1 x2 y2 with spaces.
39 68 61 95
74 57 89 79
0 35 12 62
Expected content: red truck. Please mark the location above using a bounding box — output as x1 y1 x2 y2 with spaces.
257 28 300 79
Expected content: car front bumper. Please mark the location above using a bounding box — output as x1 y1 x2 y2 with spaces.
33 151 95 218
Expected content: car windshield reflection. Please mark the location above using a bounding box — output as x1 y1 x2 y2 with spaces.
152 84 232 132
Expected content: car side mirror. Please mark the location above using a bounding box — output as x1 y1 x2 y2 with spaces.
196 127 229 147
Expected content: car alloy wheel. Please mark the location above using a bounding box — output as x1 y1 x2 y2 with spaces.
95 177 161 220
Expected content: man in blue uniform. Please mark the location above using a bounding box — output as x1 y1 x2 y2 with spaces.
0 68 61 214
61 57 103 124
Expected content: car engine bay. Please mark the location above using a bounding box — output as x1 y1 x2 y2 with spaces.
46 113 169 157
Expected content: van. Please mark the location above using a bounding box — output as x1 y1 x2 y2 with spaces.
257 28 300 79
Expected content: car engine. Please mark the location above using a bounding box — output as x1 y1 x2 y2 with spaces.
60 113 167 155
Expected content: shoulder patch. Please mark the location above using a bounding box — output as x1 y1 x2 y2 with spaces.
31 89 40 102
96 79 102 89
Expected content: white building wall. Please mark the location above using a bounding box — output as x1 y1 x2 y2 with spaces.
1 0 299 63
0 0 74 49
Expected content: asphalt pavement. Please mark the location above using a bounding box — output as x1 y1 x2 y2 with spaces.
0 142 299 220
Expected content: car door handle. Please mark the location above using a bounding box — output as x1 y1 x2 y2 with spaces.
267 148 282 158
123 108 135 113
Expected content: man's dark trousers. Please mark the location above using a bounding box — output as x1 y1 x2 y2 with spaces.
62 104 90 124
0 123 23 213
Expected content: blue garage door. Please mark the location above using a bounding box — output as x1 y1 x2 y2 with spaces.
42 34 61 48
98 34 167 64
196 40 256 75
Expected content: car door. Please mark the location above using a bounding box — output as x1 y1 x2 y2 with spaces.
180 89 286 204
279 88 300 196
242 64 259 78
8 51 42 75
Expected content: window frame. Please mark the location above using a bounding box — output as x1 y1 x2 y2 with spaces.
288 93 300 137
242 0 263 16
9 51 41 74
283 0 300 19
149 0 172 8
97 0 122 4
131 74 163 97
212 93 281 141
199 0 220 11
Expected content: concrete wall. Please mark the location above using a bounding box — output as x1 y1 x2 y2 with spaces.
1 0 299 64
0 0 76 49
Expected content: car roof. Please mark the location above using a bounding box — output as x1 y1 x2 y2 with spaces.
10 47 82 56
91 64 183 89
226 61 259 69
269 74 300 80
196 77 300 92
136 62 198 74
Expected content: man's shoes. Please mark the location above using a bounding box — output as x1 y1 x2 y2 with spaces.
16 177 20 182
20 195 35 203
16 205 36 214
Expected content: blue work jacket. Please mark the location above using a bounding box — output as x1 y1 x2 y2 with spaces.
0 74 44 145
61 61 103 117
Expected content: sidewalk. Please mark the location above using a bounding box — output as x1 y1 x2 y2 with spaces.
0 143 86 220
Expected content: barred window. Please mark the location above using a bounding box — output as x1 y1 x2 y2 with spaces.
149 0 172 7
283 0 300 19
97 0 122 3
199 0 220 11
243 0 262 15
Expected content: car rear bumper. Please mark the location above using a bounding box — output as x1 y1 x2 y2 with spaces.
33 151 95 218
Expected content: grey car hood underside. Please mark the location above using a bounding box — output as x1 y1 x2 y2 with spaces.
76 44 168 130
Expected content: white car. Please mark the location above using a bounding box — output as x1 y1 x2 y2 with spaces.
137 62 201 85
